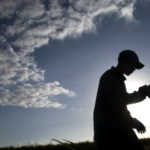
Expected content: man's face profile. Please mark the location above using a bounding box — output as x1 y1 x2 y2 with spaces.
123 62 136 76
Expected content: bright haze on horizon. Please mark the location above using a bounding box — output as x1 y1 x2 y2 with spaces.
0 0 150 147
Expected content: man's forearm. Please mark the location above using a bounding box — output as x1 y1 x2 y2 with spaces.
126 91 146 105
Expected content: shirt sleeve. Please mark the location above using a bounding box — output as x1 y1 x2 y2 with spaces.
122 91 146 105
115 82 146 105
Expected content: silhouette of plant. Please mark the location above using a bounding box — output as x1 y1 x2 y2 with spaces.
52 139 81 150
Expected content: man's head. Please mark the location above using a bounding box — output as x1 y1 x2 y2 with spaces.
118 50 144 75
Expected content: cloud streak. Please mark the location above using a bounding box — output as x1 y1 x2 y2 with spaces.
0 0 138 108
0 81 74 108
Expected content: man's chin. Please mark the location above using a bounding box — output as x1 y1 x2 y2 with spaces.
124 72 131 76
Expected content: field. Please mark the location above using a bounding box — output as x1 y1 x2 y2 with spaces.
1 139 150 150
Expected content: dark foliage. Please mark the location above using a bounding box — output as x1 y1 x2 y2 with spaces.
1 139 150 150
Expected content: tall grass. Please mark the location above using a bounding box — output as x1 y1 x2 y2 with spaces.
1 138 150 150
0 140 95 150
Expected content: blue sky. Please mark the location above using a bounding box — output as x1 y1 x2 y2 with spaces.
0 0 150 147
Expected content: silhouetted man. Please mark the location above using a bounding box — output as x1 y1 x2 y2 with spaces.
94 50 148 150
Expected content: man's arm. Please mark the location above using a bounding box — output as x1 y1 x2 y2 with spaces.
125 85 148 105
115 84 148 105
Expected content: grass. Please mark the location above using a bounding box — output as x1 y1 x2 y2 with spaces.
1 138 150 150
0 140 95 150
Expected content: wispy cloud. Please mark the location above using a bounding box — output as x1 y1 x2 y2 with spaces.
0 81 74 108
0 0 138 108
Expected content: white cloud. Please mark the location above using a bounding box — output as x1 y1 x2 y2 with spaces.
0 46 75 108
0 47 44 85
0 81 75 108
0 0 138 108
17 0 44 19
0 0 19 19
117 0 137 22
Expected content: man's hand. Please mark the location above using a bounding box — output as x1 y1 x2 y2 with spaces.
138 85 150 99
138 84 150 98
133 118 146 134
138 85 148 96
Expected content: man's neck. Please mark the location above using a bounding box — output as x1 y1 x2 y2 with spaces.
115 65 124 75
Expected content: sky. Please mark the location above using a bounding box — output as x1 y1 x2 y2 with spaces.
0 0 150 147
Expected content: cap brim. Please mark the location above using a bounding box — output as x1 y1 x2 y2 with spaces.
135 61 144 69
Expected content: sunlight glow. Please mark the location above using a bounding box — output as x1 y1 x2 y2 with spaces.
125 79 150 138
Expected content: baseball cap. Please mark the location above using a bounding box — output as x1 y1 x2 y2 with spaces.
118 50 144 69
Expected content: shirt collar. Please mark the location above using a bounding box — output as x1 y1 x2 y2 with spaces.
111 66 126 81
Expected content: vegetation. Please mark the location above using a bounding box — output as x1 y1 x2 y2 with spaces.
0 140 95 150
1 138 150 150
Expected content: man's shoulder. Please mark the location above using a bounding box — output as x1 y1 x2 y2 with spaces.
101 67 115 79
100 66 125 82
98 67 118 88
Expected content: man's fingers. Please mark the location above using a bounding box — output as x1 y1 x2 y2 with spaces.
137 129 146 134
